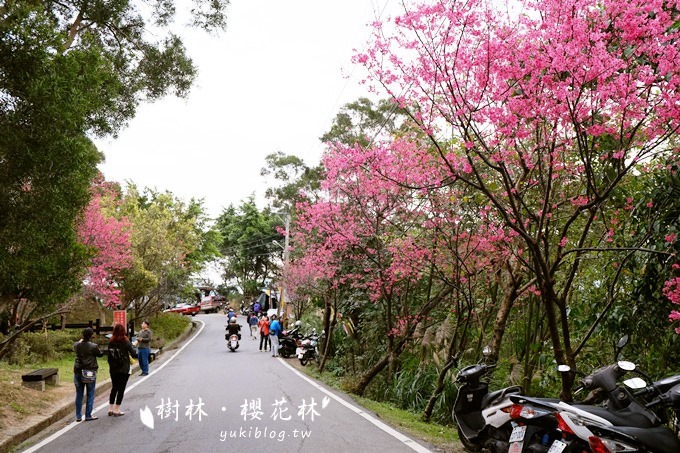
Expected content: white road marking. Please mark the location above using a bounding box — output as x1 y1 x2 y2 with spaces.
278 359 434 453
21 320 207 452
23 320 434 453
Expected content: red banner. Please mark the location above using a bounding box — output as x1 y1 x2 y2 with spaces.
113 310 127 328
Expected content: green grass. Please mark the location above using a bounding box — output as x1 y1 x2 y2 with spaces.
9 402 26 413
354 396 459 445
4 357 75 381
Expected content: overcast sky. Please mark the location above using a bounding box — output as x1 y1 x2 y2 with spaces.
95 0 399 219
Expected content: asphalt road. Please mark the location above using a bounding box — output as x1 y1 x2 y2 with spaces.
19 314 435 453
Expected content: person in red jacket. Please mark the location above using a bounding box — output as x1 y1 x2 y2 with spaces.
258 314 270 351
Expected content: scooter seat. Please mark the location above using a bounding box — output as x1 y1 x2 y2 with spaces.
573 404 655 428
482 385 522 408
591 425 680 452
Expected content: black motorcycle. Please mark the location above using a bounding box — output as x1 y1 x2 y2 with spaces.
278 326 302 358
452 347 523 452
506 335 680 452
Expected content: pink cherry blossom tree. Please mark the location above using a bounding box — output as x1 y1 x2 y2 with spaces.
355 0 680 398
76 176 133 308
289 136 529 393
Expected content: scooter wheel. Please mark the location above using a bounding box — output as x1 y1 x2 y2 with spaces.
300 358 307 366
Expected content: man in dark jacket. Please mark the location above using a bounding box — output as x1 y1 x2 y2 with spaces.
137 320 152 376
73 327 103 422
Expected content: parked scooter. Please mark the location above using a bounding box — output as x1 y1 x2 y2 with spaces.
278 321 303 358
452 347 523 452
545 382 680 452
504 335 680 452
584 383 680 452
296 329 324 366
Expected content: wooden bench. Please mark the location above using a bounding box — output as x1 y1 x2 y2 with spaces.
21 368 59 391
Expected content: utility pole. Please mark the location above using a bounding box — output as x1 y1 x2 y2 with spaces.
280 212 290 327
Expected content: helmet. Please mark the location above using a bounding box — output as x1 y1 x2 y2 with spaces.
229 317 237 324
295 320 302 327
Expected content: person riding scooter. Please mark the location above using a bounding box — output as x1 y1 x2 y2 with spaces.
225 317 241 340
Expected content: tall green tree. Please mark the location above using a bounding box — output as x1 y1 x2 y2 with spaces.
320 97 406 148
118 185 217 321
216 197 284 300
260 151 322 210
0 0 228 332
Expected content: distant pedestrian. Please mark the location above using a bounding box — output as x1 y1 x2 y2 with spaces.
107 323 137 416
73 327 103 422
137 320 152 376
269 314 282 357
253 300 261 315
249 312 258 339
259 314 270 351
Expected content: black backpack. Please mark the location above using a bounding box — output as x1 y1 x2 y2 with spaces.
108 345 125 365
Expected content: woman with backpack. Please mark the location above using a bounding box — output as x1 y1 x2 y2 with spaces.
107 323 138 416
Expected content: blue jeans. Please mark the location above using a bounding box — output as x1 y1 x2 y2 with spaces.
74 373 96 420
138 347 150 374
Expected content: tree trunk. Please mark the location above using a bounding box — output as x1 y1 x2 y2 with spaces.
319 295 337 373
488 262 528 363
422 329 459 421
352 352 391 396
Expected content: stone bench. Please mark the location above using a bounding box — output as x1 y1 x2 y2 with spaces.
21 368 59 391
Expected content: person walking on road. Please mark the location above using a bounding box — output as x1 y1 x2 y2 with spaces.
107 323 137 417
73 327 103 422
137 320 152 376
269 314 282 357
259 314 270 351
249 312 259 339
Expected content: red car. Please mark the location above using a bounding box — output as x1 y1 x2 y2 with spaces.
163 303 200 316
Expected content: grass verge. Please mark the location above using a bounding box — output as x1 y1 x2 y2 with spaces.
296 365 459 451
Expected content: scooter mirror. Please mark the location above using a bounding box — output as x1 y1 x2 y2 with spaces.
557 364 571 373
615 334 630 360
618 360 636 371
617 335 630 349
623 377 647 389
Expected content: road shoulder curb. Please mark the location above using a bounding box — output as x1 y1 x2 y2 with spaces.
3 320 197 453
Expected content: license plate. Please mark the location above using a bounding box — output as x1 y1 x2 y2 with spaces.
508 442 523 453
509 425 526 443
547 440 567 453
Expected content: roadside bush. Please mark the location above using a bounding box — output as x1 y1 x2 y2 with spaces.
364 353 457 425
23 332 56 361
3 335 31 365
2 330 79 365
148 313 191 348
53 330 82 354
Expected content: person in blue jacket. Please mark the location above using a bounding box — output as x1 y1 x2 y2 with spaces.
269 314 282 357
